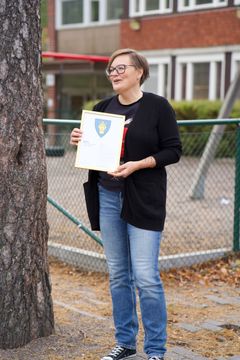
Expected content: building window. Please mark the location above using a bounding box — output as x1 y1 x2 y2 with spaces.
144 64 159 94
143 61 170 98
181 64 187 100
232 53 240 99
236 61 240 99
231 53 240 80
57 0 124 28
106 0 123 20
146 0 159 11
134 0 141 12
175 54 224 100
237 61 240 71
178 0 227 11
193 63 210 99
90 0 99 22
216 61 222 99
62 0 83 25
163 63 169 98
234 0 240 4
130 0 173 16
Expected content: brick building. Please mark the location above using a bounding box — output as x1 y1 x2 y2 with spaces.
44 0 240 118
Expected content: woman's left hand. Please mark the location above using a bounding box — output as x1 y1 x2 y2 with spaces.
108 161 140 178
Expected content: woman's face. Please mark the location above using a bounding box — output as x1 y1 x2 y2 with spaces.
107 54 143 95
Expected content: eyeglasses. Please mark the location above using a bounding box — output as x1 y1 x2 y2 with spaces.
105 64 136 77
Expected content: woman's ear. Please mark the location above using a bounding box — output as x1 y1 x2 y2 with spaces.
137 68 143 82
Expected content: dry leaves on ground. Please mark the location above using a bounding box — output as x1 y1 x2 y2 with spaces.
161 252 240 287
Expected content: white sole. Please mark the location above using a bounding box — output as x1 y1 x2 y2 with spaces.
101 354 137 360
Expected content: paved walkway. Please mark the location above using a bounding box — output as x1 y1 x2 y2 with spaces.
52 264 240 360
136 350 240 360
0 262 239 360
52 265 240 360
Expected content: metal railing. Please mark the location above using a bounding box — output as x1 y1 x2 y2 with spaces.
43 118 240 272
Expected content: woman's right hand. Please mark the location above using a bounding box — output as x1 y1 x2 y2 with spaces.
70 128 82 145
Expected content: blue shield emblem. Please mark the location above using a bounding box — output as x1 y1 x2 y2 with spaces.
95 118 111 137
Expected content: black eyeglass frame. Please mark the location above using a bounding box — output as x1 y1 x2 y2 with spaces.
105 64 136 77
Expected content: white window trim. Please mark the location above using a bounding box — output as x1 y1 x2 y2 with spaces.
129 0 173 17
175 53 225 101
143 56 171 98
178 0 227 12
56 0 122 30
141 45 240 58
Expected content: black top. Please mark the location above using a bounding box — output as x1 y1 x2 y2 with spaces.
98 95 142 191
83 92 182 231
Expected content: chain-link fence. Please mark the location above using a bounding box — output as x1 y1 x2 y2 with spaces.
44 119 240 272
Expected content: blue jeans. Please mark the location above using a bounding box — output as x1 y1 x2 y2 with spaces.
99 185 167 357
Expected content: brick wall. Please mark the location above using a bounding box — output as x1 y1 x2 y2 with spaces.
121 8 240 50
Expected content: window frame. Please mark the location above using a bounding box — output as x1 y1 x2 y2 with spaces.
129 0 173 17
178 0 227 12
175 53 225 100
56 0 123 29
142 56 171 98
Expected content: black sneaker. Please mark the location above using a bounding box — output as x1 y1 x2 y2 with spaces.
101 345 136 360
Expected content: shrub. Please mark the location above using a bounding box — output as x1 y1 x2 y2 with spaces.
171 100 240 158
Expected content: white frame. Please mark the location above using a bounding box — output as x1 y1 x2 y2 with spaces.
56 0 122 29
75 110 125 171
178 0 227 12
175 53 225 100
129 0 173 17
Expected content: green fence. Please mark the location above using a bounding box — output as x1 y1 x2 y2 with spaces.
43 118 240 272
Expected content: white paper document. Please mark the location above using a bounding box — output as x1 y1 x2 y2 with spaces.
75 110 125 172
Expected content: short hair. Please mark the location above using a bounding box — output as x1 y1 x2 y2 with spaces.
107 48 149 86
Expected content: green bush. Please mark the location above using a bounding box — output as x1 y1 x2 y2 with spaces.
83 99 100 111
171 100 240 158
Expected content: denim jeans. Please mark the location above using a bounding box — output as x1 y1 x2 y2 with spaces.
99 185 167 357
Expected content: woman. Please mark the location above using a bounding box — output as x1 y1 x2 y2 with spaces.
70 49 182 360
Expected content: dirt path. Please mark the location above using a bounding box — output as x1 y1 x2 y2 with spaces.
0 255 239 360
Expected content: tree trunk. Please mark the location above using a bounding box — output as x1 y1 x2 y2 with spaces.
0 0 54 349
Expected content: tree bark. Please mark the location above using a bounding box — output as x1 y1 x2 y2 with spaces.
0 0 54 349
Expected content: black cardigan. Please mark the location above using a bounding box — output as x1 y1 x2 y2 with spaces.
83 92 182 231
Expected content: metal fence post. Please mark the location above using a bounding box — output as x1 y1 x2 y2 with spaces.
233 125 240 252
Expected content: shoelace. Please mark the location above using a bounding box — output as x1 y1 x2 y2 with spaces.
109 346 125 356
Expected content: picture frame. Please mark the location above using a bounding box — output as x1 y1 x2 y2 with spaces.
75 110 125 172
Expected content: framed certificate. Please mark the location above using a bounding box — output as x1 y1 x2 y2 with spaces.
75 110 125 172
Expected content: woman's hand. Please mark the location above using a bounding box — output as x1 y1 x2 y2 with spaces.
108 162 139 178
70 128 82 145
108 156 156 179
